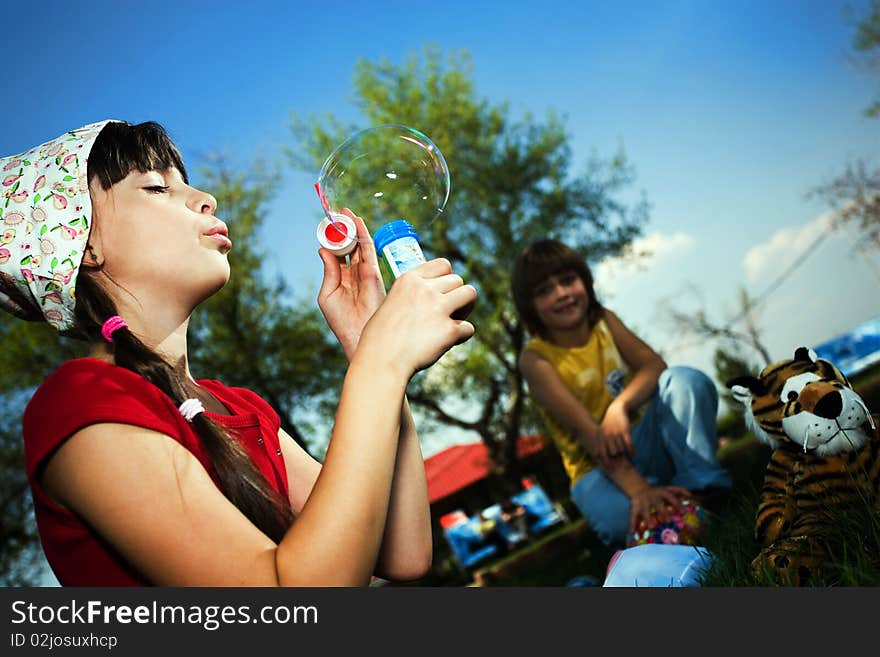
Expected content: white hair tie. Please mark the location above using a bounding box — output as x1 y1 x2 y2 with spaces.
178 398 205 422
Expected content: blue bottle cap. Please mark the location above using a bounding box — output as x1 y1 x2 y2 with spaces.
373 219 419 253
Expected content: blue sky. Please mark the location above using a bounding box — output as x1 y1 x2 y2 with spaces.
3 0 879 459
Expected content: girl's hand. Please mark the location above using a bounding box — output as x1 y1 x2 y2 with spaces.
628 485 691 534
596 400 634 465
317 209 386 359
356 258 476 378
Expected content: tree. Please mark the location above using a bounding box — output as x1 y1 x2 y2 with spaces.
712 346 761 440
853 0 880 118
661 284 771 440
0 313 85 585
812 1 880 249
0 405 47 586
288 48 648 488
664 286 774 367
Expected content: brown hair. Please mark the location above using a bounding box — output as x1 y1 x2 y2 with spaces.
74 121 293 544
511 238 603 339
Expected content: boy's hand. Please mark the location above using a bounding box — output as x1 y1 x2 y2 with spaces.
597 399 634 463
629 485 691 534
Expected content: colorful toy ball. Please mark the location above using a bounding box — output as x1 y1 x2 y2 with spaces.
626 499 705 548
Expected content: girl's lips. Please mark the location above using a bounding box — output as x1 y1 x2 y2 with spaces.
204 233 233 250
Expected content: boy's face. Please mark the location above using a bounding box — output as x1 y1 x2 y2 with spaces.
532 270 589 333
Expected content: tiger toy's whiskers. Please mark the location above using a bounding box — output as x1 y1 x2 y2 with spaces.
803 427 809 453
841 427 855 450
855 397 875 430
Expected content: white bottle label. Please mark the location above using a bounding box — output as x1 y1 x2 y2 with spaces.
381 237 426 279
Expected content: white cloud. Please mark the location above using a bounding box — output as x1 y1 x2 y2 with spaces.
594 231 695 298
743 212 835 284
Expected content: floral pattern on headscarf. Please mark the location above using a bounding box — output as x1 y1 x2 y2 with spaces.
0 120 113 333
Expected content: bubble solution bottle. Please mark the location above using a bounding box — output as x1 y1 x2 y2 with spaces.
372 219 426 278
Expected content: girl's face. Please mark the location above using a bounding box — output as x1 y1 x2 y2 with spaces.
87 167 231 313
532 270 589 333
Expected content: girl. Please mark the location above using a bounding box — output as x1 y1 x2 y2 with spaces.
511 239 730 547
1 120 476 586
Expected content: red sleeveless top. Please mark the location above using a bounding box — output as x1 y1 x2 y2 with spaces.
22 358 290 586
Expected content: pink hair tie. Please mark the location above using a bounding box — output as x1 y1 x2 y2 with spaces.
101 315 128 342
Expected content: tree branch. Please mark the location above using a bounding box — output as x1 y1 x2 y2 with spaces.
406 392 481 432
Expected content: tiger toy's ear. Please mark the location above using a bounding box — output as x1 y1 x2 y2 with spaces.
727 373 781 450
793 347 818 363
727 376 765 405
795 345 852 388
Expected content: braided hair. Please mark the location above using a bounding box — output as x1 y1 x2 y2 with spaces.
73 121 293 542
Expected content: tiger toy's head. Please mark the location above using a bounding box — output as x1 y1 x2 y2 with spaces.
727 347 875 457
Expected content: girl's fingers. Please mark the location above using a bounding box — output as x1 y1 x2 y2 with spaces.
599 447 611 469
428 273 465 294
669 486 692 499
345 212 379 267
442 284 477 315
452 320 475 345
660 492 679 511
609 435 624 457
452 298 476 321
317 247 342 296
412 258 452 278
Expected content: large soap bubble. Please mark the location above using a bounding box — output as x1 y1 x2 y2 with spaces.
314 124 450 267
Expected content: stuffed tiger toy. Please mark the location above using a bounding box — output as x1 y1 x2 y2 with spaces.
728 347 880 585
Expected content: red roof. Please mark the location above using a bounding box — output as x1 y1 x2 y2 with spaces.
424 435 547 504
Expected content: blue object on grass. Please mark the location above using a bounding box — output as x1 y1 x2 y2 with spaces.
511 483 564 534
602 544 714 587
812 315 880 378
566 575 600 587
481 503 528 547
442 514 499 569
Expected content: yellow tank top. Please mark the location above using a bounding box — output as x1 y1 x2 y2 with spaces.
524 318 635 486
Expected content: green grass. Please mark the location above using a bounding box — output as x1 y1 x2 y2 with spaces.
697 485 880 586
695 486 764 586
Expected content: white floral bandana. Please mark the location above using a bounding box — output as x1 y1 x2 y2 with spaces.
0 120 113 333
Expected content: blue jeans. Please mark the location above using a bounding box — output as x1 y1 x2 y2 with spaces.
570 366 732 547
